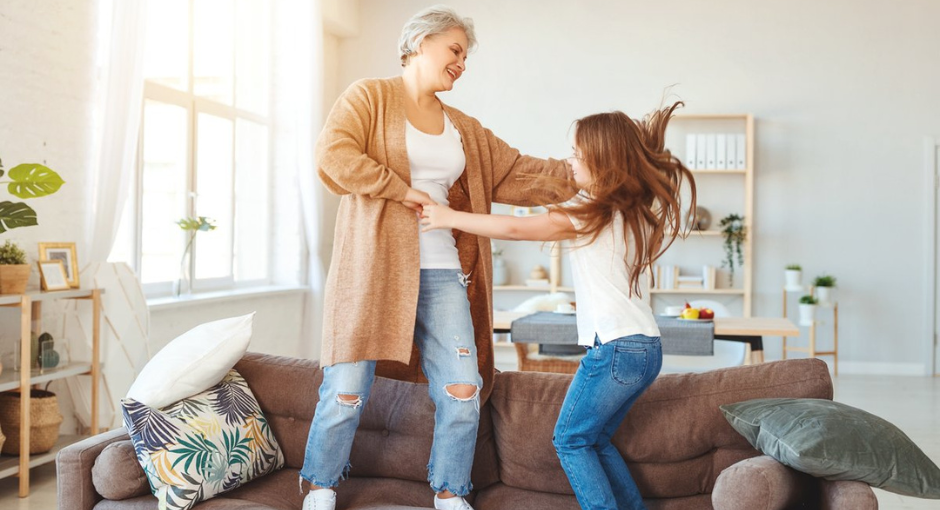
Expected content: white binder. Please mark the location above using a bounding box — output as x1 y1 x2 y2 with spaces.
685 134 697 169
736 133 746 169
705 134 717 170
726 133 737 171
715 134 727 169
696 134 707 169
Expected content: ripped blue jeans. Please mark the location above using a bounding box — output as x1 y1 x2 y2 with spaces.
300 269 482 496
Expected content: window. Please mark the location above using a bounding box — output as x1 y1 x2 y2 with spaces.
112 0 276 296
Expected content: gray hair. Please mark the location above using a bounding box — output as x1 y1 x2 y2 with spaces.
398 5 477 67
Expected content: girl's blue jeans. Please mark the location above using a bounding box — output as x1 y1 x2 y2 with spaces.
553 334 662 510
300 269 482 496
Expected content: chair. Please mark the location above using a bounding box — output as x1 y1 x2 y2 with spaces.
514 342 582 374
660 300 748 374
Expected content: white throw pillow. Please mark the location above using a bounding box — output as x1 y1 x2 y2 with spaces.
126 312 255 409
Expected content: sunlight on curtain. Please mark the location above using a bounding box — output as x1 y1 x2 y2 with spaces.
273 0 324 359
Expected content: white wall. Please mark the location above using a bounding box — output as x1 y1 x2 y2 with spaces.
333 0 940 373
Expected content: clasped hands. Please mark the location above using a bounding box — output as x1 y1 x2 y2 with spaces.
404 188 453 233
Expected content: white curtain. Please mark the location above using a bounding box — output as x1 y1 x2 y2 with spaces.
273 0 325 358
65 0 149 430
85 0 147 264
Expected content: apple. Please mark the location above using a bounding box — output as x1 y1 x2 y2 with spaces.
698 308 715 319
680 307 700 320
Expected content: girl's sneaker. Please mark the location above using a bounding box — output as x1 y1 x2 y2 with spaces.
302 488 336 510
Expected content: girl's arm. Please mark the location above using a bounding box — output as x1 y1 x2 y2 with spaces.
421 204 577 242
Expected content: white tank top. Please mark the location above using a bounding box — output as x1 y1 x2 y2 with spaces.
406 113 465 269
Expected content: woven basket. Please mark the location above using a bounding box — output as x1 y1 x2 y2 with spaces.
0 389 63 455
0 423 6 454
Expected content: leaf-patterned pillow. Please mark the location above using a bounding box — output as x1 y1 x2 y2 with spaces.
121 369 284 509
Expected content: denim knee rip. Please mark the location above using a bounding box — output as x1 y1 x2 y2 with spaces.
335 393 363 408
443 383 481 413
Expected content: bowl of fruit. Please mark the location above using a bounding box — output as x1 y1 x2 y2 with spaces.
679 302 715 321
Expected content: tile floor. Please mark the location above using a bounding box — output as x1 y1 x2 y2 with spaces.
1 373 938 509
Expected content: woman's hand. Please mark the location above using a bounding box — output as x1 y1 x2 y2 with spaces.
420 204 456 232
402 188 436 213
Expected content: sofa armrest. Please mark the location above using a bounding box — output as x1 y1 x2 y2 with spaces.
712 455 817 510
56 428 130 510
819 479 878 510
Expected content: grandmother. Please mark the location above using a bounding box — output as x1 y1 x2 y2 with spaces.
300 6 573 510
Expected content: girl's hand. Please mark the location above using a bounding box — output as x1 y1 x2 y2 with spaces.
403 188 436 213
420 204 455 232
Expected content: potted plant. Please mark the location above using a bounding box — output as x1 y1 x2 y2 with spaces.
719 213 747 286
813 274 837 305
491 240 508 286
798 294 817 326
785 264 802 291
0 240 30 294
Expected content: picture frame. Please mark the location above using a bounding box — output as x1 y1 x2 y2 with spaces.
37 259 70 291
38 242 79 288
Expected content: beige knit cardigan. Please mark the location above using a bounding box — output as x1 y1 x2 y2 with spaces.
316 76 571 400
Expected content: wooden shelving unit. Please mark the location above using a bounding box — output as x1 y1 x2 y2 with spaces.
647 113 755 317
0 288 101 497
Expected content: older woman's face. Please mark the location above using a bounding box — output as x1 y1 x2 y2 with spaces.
413 27 468 92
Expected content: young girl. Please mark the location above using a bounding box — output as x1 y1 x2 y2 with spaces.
420 104 696 510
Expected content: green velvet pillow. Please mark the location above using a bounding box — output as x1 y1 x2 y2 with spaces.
720 398 940 498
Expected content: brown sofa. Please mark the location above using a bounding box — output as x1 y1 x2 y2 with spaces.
57 353 878 509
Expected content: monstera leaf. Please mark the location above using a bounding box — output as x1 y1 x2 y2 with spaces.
0 201 38 233
7 163 65 198
0 158 64 233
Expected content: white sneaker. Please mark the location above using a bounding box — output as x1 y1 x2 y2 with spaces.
303 488 336 510
434 494 474 510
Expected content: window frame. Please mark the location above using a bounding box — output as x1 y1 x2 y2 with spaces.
126 0 274 298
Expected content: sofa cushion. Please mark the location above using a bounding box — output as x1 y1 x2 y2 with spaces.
121 369 285 510
489 358 833 499
127 313 254 409
92 440 150 500
720 397 940 498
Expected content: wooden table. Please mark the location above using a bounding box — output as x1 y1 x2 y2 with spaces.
492 311 799 364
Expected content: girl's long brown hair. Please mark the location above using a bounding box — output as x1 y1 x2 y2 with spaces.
545 102 696 296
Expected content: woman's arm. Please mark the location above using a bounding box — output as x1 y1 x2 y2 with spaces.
316 80 411 202
421 204 576 242
483 127 576 207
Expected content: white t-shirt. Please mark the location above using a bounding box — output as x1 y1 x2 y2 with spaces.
406 113 465 269
565 194 660 346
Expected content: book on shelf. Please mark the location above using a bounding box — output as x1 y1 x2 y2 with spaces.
677 275 704 290
653 265 679 289
702 265 717 290
525 279 550 288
